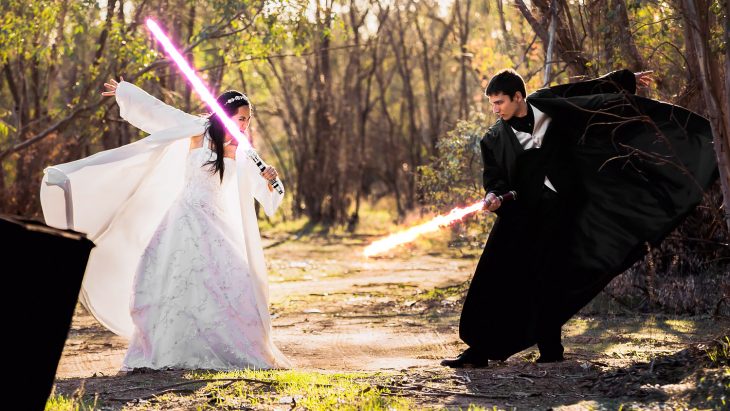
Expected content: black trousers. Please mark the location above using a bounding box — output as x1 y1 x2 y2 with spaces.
533 187 566 356
459 185 567 359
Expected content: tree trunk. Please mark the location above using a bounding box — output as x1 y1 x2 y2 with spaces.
390 8 420 209
543 0 557 85
515 0 591 77
613 0 644 71
456 0 472 119
681 0 730 231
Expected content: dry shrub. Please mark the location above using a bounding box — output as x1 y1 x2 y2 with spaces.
597 181 729 316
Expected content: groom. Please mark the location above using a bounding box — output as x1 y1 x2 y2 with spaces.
442 69 718 367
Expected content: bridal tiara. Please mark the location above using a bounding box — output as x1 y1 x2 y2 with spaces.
225 95 247 105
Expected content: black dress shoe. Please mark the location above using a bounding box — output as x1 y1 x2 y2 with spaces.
536 350 564 363
441 348 489 368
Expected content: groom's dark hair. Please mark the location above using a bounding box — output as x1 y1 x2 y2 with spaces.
486 69 526 100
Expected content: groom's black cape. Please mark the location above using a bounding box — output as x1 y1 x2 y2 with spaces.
460 70 718 360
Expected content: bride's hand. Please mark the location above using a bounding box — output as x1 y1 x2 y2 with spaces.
262 166 278 192
261 166 278 181
102 77 125 96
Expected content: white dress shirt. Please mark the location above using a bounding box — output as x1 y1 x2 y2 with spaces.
509 104 557 192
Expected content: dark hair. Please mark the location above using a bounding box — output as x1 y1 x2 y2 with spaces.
204 90 251 182
485 69 526 100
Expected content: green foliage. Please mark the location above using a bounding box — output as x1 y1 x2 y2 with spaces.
0 1 59 63
709 0 728 54
0 118 15 141
705 335 730 366
418 112 488 207
417 112 496 247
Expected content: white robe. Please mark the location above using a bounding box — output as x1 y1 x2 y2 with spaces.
40 82 283 345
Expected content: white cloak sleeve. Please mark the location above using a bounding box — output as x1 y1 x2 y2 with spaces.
116 81 201 134
41 85 204 338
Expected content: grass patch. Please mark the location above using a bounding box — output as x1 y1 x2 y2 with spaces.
186 369 413 410
45 391 97 411
417 281 469 301
704 335 730 366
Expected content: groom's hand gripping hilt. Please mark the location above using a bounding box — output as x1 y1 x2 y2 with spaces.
483 190 517 208
245 148 285 195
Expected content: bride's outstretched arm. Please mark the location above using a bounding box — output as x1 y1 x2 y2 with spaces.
103 77 199 135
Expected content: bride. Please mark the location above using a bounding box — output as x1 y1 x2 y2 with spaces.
40 78 291 370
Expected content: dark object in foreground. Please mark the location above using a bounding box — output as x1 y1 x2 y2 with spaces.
2 215 94 410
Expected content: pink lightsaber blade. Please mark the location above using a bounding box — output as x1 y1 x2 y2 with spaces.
146 19 284 194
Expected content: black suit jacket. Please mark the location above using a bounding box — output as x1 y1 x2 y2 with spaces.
480 69 638 215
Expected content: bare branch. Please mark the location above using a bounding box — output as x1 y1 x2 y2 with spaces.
0 105 93 162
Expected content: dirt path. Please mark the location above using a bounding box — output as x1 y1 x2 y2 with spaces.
53 235 729 409
56 236 473 377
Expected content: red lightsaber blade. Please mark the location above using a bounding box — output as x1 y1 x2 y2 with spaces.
363 191 516 257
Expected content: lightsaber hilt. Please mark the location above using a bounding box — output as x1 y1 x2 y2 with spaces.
497 190 517 202
245 148 284 195
484 190 517 207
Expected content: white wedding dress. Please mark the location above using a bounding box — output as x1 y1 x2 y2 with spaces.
40 82 290 370
123 136 286 370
